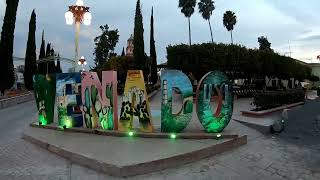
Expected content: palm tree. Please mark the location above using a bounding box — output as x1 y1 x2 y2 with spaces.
179 0 197 46
223 10 237 44
198 0 215 43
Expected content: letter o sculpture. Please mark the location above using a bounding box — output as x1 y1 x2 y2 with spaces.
196 71 233 133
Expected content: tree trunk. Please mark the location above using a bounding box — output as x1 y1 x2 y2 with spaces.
188 17 191 46
231 30 233 44
208 20 213 43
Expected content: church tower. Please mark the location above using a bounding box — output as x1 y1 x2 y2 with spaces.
126 34 134 57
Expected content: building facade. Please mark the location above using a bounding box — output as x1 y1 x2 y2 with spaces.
126 34 134 57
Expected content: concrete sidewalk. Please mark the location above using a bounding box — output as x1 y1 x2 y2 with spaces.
23 126 246 177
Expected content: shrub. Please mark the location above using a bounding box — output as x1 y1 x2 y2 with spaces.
167 43 312 81
253 90 305 110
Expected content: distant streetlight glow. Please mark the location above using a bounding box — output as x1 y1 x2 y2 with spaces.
78 56 87 71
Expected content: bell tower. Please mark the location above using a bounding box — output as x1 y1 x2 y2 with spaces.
126 34 134 57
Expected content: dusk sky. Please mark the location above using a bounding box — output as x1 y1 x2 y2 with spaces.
1 0 320 69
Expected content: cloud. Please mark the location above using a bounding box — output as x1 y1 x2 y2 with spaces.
297 35 320 41
263 0 319 26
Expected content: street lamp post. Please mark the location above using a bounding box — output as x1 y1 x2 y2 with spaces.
65 0 91 72
78 56 87 72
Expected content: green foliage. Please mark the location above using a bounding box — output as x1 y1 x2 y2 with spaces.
179 0 197 46
258 36 272 51
134 0 146 71
166 43 312 81
198 0 215 43
253 90 305 110
223 10 237 44
198 0 215 20
179 0 197 17
0 0 20 93
121 47 125 56
93 24 120 67
309 75 319 82
45 44 55 74
38 30 47 74
99 56 135 86
150 7 158 85
24 10 37 90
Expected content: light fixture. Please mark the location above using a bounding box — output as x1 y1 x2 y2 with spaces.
83 12 92 26
65 11 74 25
128 131 134 137
76 0 84 6
65 0 91 72
170 133 177 139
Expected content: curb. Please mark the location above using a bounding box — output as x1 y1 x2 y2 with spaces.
30 123 238 140
241 101 304 117
0 92 34 110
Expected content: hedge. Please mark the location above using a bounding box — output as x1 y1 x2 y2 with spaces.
167 43 312 81
252 90 305 111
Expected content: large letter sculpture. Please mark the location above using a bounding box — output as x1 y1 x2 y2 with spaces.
119 70 153 132
81 71 118 130
56 73 83 128
161 70 193 133
33 74 56 125
196 71 233 133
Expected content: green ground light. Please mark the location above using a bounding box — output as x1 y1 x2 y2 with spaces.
39 115 47 125
128 131 134 137
170 133 177 139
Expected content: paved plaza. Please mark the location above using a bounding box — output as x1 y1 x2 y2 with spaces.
0 91 319 179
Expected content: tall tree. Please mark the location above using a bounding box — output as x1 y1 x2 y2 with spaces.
48 47 56 73
121 47 125 56
38 30 46 74
93 24 119 67
24 10 37 90
44 43 51 74
150 7 158 84
258 36 272 52
223 10 237 44
198 0 215 43
0 0 20 93
178 0 197 46
133 0 146 71
56 53 62 73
